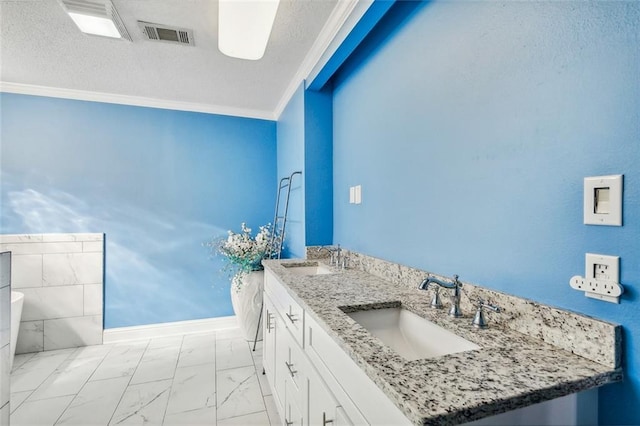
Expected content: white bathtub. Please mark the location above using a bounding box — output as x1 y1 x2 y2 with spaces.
10 291 24 369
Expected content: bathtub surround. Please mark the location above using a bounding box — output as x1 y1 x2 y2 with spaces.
0 252 10 423
0 233 104 354
10 291 24 368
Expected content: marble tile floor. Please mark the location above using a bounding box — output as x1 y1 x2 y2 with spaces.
9 329 281 426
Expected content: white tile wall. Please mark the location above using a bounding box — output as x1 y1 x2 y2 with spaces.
21 286 84 321
16 321 44 354
83 284 103 316
44 315 103 350
0 234 104 355
11 255 43 288
0 287 9 349
43 252 103 286
82 241 104 253
1 251 11 422
1 345 10 412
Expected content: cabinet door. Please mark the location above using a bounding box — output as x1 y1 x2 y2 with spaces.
306 363 346 426
274 307 289 409
285 376 304 426
263 295 277 383
335 407 353 426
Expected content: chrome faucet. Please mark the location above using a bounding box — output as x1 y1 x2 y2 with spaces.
418 274 463 318
472 299 500 329
316 244 341 267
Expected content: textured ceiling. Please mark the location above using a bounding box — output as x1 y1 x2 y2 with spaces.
0 0 339 119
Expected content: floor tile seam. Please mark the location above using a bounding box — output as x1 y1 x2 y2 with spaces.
11 353 37 372
21 387 80 404
163 385 217 418
214 363 255 373
40 352 112 393
13 354 71 397
264 405 279 426
85 341 134 383
50 393 78 426
213 331 219 426
217 407 266 422
158 336 185 425
53 357 140 425
105 339 152 426
110 380 173 425
176 360 217 370
9 389 34 414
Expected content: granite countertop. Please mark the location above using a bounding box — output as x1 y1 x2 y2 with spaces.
262 258 622 426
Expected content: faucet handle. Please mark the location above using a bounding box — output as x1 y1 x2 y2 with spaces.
430 287 443 309
472 299 500 329
340 254 349 269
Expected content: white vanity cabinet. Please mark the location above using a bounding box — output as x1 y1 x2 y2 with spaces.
263 269 408 426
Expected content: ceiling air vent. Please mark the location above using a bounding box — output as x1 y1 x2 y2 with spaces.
138 21 194 46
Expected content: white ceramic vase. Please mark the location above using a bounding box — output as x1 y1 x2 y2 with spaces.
230 270 264 342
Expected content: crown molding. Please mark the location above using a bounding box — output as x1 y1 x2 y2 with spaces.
1 1 369 122
273 0 364 119
0 81 276 121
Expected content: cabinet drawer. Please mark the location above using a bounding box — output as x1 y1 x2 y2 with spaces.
265 270 305 347
283 329 305 402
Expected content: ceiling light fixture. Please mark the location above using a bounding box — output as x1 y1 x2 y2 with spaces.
218 0 280 61
60 0 131 41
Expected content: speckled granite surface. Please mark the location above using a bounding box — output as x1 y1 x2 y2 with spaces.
266 254 622 426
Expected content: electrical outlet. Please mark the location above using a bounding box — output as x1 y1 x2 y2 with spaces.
569 276 623 302
586 253 619 283
569 253 623 303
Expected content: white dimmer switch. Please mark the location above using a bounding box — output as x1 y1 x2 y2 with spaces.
584 175 622 226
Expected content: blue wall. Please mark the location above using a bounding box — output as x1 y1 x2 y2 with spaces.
331 1 639 424
0 93 276 328
276 84 333 257
276 85 306 258
304 87 333 247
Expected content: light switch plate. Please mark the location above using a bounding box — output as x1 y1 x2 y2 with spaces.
584 175 622 226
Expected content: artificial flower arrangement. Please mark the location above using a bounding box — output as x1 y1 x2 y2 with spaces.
211 222 280 290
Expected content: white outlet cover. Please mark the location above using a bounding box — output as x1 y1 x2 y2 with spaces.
584 175 622 226
585 253 619 283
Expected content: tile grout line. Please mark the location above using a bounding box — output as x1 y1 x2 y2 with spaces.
214 330 219 426
104 339 151 426
248 340 277 426
11 347 88 425
159 335 186 425
50 344 116 425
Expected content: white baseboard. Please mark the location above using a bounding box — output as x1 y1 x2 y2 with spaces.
103 316 238 344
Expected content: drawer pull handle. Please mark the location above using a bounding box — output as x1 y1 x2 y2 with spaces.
285 361 297 377
266 313 274 332
323 412 333 425
286 312 298 323
285 419 293 426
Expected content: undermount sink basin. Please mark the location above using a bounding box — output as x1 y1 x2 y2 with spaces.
346 307 480 361
283 263 334 275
